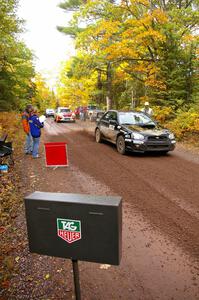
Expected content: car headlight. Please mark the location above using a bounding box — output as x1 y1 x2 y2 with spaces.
132 133 145 140
168 133 175 140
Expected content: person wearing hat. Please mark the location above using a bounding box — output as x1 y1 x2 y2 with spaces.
141 101 153 117
21 104 33 154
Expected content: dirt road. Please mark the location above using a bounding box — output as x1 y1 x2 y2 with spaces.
4 119 199 300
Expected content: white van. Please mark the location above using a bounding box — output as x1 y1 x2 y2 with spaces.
45 108 55 117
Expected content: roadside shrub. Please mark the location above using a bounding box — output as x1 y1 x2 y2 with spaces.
135 105 174 124
153 106 174 123
167 109 199 139
0 112 23 145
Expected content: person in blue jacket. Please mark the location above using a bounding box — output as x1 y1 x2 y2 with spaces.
29 107 44 158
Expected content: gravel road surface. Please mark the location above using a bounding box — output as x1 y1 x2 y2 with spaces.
5 118 199 300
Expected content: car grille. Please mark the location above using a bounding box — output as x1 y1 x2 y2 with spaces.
147 145 169 149
147 135 168 141
145 135 171 151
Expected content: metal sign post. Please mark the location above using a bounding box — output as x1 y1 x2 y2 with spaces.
72 259 81 300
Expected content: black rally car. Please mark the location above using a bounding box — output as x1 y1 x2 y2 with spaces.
95 110 176 155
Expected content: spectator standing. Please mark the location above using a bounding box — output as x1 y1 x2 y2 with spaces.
79 107 84 121
83 106 87 121
21 104 33 154
29 107 44 159
141 101 153 117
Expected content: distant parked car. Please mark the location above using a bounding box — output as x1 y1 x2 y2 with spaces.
95 110 176 155
45 108 55 117
90 110 105 122
54 107 76 123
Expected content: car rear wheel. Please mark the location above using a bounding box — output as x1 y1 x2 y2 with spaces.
95 128 102 143
116 135 126 155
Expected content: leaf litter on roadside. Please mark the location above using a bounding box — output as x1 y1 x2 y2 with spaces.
0 113 25 295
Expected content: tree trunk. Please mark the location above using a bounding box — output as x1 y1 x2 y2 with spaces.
106 62 112 110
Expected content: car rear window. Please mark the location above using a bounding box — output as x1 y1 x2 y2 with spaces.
60 108 70 113
88 105 97 110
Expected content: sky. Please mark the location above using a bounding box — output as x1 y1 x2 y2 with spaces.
17 0 75 88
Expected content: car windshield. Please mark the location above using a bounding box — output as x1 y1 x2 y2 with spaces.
88 105 97 110
118 112 155 126
60 108 70 113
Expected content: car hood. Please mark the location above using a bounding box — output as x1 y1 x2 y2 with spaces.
123 124 169 136
59 112 72 116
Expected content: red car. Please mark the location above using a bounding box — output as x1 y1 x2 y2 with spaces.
54 107 76 123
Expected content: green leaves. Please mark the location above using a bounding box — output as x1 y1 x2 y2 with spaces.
0 0 35 111
59 0 83 11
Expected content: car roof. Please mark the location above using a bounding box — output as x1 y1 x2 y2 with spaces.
107 110 142 113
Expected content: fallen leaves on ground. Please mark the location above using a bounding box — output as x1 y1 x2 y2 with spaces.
0 112 24 295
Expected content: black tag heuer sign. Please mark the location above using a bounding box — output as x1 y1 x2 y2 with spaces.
57 218 81 244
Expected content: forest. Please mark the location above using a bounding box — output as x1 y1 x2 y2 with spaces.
0 0 199 140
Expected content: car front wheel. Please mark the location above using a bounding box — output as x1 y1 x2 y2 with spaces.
95 128 102 143
116 135 126 155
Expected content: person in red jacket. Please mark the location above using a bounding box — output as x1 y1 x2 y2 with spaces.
21 104 33 154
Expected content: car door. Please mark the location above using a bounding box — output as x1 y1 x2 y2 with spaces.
107 111 119 142
99 111 112 139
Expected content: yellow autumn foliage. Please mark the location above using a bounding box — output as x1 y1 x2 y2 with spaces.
167 110 199 139
130 0 149 7
57 61 97 108
152 9 168 24
153 106 173 123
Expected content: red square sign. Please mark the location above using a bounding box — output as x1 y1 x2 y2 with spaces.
44 142 68 167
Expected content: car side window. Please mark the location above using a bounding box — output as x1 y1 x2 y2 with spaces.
110 112 117 121
101 111 117 122
101 112 111 121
